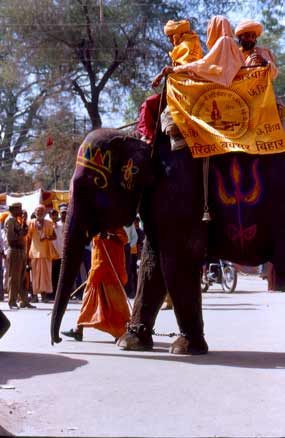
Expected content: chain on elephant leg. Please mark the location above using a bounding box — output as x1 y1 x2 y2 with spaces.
117 238 167 351
117 323 154 351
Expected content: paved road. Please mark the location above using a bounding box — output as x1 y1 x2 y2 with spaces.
1 274 285 437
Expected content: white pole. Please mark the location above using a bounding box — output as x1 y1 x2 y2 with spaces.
99 0 104 23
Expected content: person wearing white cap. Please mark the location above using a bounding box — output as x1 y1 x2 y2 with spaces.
235 19 278 80
58 203 68 226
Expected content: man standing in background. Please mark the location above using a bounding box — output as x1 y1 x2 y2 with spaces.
49 208 64 300
4 203 35 309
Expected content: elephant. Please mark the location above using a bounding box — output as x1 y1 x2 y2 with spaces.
50 126 285 354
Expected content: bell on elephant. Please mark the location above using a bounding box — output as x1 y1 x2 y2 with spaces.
202 210 212 222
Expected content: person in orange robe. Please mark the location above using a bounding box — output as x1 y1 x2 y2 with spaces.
149 19 204 150
61 227 130 341
27 204 57 303
152 19 203 88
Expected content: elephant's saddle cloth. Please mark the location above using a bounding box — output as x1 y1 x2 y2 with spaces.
167 66 285 158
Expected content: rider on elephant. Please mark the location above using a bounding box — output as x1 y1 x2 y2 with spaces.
155 15 244 87
151 19 203 88
152 19 203 149
137 19 203 148
235 20 278 81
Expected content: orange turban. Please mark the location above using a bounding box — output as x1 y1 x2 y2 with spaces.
235 20 264 37
164 20 190 36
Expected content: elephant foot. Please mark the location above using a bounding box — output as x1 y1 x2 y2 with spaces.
117 324 154 351
0 312 11 340
169 335 208 355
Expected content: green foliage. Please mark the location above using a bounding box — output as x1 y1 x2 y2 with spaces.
258 0 285 95
0 168 34 193
28 108 83 190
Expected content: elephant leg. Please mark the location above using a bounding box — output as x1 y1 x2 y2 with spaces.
270 263 285 291
160 253 208 355
0 311 10 340
117 238 166 350
270 243 285 291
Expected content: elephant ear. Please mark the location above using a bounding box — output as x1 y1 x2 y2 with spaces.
111 135 153 192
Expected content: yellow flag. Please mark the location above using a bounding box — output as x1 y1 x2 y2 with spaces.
167 66 285 158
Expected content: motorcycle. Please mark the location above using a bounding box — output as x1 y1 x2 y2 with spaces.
201 259 238 293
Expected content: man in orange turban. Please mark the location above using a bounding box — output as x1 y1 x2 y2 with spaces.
152 19 203 88
163 19 203 67
235 20 278 80
149 19 203 150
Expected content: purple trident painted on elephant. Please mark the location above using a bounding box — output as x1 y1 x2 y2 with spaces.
215 157 262 249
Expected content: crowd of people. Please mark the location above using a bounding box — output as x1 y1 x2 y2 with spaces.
0 202 68 308
0 202 145 312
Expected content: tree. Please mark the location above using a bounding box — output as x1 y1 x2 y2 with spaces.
0 168 34 193
0 16 72 174
258 0 285 95
5 0 221 129
26 108 84 190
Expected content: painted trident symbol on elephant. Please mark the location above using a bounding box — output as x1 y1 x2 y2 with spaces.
215 157 262 249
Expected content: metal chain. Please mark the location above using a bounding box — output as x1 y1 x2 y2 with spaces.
152 331 180 338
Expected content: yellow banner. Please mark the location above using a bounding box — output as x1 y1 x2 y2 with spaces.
167 66 285 158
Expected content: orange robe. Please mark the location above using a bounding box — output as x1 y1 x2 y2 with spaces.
174 16 244 87
169 32 203 66
241 47 278 80
28 219 55 294
77 228 130 338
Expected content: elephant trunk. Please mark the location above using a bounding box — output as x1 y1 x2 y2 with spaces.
50 210 88 344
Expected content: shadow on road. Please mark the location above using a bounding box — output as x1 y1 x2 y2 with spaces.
203 290 265 294
0 351 88 385
203 302 261 310
61 348 285 369
0 425 13 436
